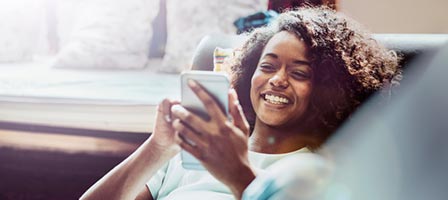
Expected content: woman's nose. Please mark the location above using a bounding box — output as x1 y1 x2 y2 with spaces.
269 70 289 89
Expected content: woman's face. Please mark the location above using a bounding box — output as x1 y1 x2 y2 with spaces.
250 31 313 128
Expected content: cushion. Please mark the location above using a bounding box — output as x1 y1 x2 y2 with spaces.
52 0 159 69
159 0 268 73
0 2 41 62
213 47 234 73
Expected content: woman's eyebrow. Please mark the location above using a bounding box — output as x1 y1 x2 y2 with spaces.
293 59 311 66
262 53 278 59
262 53 310 66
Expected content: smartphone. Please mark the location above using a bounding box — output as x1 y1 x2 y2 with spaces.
180 71 230 170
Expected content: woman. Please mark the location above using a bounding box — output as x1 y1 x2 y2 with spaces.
81 7 400 200
231 6 400 150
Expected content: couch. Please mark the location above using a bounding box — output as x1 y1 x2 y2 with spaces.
188 33 448 200
190 33 448 200
0 33 446 200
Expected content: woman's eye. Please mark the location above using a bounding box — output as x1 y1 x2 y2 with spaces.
259 64 276 72
291 71 311 80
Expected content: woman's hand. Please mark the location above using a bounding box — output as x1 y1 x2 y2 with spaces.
171 80 255 199
151 98 181 155
81 99 181 200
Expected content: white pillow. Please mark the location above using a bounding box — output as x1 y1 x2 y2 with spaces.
0 1 42 62
53 0 159 69
159 0 268 73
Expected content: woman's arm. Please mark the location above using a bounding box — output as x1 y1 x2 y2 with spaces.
80 99 180 200
136 186 153 200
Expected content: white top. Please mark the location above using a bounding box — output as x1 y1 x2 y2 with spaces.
147 148 311 200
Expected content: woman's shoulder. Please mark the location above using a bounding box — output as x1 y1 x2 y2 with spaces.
248 147 317 169
243 152 330 200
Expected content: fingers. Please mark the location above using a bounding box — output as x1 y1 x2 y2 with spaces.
179 139 205 161
229 89 250 136
172 119 206 147
162 99 173 123
171 104 211 135
188 79 227 121
172 119 207 160
157 98 180 123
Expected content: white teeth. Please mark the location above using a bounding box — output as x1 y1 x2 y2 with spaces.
264 94 289 104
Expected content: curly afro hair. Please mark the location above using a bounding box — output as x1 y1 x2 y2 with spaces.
230 6 401 147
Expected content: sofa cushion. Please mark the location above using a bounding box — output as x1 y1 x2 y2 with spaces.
213 47 235 73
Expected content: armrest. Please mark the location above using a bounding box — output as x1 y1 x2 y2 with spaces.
190 34 246 71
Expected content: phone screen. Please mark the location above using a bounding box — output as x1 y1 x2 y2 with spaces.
180 71 230 170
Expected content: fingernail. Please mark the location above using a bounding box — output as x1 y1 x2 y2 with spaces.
187 79 197 88
171 104 181 112
164 115 172 122
172 119 180 126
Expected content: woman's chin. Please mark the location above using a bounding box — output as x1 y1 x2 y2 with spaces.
258 116 288 127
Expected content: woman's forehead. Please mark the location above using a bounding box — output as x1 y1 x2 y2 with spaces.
261 31 309 61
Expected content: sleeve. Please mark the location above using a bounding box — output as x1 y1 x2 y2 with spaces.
146 161 170 200
242 153 329 200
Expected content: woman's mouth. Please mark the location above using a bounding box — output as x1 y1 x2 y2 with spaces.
262 93 291 105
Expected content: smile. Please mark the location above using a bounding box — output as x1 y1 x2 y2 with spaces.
263 94 290 105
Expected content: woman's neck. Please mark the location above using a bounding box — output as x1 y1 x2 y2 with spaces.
249 119 316 154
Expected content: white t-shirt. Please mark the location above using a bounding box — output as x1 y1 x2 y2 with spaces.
147 148 311 200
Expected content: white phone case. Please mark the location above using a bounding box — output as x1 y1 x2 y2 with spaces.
180 71 230 170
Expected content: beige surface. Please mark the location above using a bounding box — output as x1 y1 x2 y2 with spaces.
0 100 157 133
0 129 142 156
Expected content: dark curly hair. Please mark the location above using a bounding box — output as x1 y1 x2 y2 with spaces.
230 6 401 147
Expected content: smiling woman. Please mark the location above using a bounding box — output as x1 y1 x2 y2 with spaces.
230 6 402 149
249 31 314 151
80 6 402 200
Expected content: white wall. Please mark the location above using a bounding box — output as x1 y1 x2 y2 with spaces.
341 0 448 33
